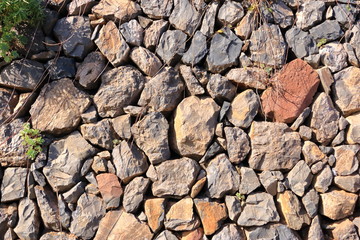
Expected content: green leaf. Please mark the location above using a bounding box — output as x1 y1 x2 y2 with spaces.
317 38 327 48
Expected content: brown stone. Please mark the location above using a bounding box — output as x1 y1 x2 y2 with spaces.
92 0 141 23
194 198 228 235
261 59 320 123
226 67 267 90
165 197 200 231
302 141 327 166
0 88 18 124
130 47 162 77
320 189 358 220
190 177 206 198
96 173 123 209
181 228 204 240
144 198 166 233
328 219 360 240
334 145 360 176
346 112 360 144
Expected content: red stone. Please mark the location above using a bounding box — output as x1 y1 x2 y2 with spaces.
96 173 123 203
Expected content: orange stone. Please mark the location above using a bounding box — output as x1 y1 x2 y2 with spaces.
96 173 123 208
181 228 204 240
144 198 166 232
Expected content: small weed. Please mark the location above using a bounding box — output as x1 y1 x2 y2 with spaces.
316 38 327 48
112 139 121 146
20 123 44 160
236 192 246 201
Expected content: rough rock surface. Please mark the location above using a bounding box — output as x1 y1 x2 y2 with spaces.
1 168 27 202
34 186 60 231
169 0 201 36
14 198 40 240
145 198 166 233
92 0 141 23
320 190 358 220
156 30 187 66
80 119 117 150
224 127 250 164
130 47 162 77
287 160 313 197
96 173 122 210
226 68 267 90
123 177 150 213
75 52 107 89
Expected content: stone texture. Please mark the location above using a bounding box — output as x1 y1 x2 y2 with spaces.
276 190 311 230
138 67 184 112
94 66 145 118
226 67 267 90
244 224 301 240
179 65 205 96
316 67 334 95
171 96 219 159
123 177 150 213
182 31 208 66
259 171 278 196
96 173 123 210
310 93 340 145
225 196 241 222
206 27 242 73
238 167 261 195
346 112 360 144
40 232 77 240
119 19 143 46
53 16 94 59
1 168 27 202
112 140 149 184
200 1 219 37
314 165 333 193
144 20 169 51
287 160 313 197
261 59 320 123
165 197 200 231
212 224 245 240
206 74 236 102
130 47 162 77
271 0 294 28
307 216 324 240
169 0 201 36
224 127 250 164
155 230 178 240
140 0 173 19
285 27 318 58
235 11 256 40
332 67 360 116
302 189 319 218
320 43 348 73
145 198 166 233
0 88 18 124
309 20 343 42
45 57 76 80
62 181 86 204
217 0 244 26
34 186 60 231
334 175 360 192
205 154 240 198
248 121 302 171
30 78 90 135
14 198 40 240
92 0 141 23
156 30 187 66
131 112 170 164
112 114 132 140
333 145 360 176
296 1 326 30
320 190 358 220
151 158 200 197
43 131 96 192
194 198 228 235
80 119 117 150
0 59 44 91
226 90 259 128
68 0 97 15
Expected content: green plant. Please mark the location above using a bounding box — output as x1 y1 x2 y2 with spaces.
20 123 44 160
316 38 327 48
0 0 44 62
236 192 246 201
112 139 121 146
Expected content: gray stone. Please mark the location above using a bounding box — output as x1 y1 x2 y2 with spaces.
238 192 280 226
1 168 27 202
130 47 162 77
207 74 236 102
217 0 244 26
285 27 318 58
308 216 324 240
43 131 96 192
154 230 178 240
0 59 44 91
199 141 224 164
304 54 321 68
205 154 240 198
81 106 98 124
76 52 107 90
200 1 219 37
156 30 187 66
245 224 300 240
250 24 287 67
309 20 343 42
344 43 359 67
0 88 18 124
259 171 278 196
182 31 208 66
53 16 94 59
302 189 319 218
224 127 250 164
144 20 169 51
296 1 326 30
302 141 327 166
287 160 313 197
62 181 86 204
225 196 241 222
206 27 242 73
316 67 334 95
169 0 202 36
314 165 333 193
94 66 145 118
34 186 60 231
249 122 302 171
350 23 360 62
58 195 71 229
112 114 132 140
320 43 348 72
271 0 294 28
212 224 245 240
334 4 358 27
14 198 40 240
70 193 106 239
226 67 267 90
68 0 97 15
179 65 205 95
238 167 261 195
112 140 149 184
331 130 345 146
119 19 143 46
140 0 173 19
334 175 360 192
45 57 76 80
131 112 170 165
138 67 184 112
123 177 151 213
310 93 340 145
80 119 117 150
333 145 360 176
152 158 200 197
219 101 231 122
30 78 91 135
299 126 312 140
290 107 311 131
311 161 325 174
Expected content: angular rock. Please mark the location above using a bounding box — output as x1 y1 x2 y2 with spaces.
212 224 245 240
40 232 77 240
92 0 141 23
271 0 294 28
123 177 150 213
235 11 256 40
144 20 169 51
43 131 96 192
0 59 44 91
205 154 240 198
53 16 93 59
131 112 170 164
244 224 301 240
156 30 187 66
330 218 360 240
320 189 358 220
155 230 178 240
287 160 313 197
316 66 334 95
285 27 318 58
140 0 173 19
138 67 184 112
75 51 107 90
182 31 208 66
68 0 97 15
181 228 204 240
46 57 76 80
261 59 320 123
96 173 123 209
309 20 343 42
310 93 340 145
179 65 205 95
224 127 250 164
334 175 360 193
171 96 219 159
248 121 302 171
249 24 287 67
81 105 98 124
151 158 200 197
194 198 228 235
206 74 236 102
206 27 242 73
344 43 360 67
165 197 200 231
226 67 267 90
80 119 117 150
30 78 90 135
320 43 348 73
190 177 206 199
94 66 145 118
276 190 311 230
1 168 27 202
119 19 143 47
226 90 259 128
333 145 360 176
95 21 130 67
314 165 333 193
14 198 40 240
346 113 360 144
62 181 86 204
34 186 60 231
112 140 149 184
225 196 241 222
302 189 319 218
217 0 244 26
169 0 201 36
307 216 324 240
238 167 261 195
296 1 326 30
333 4 358 26
145 198 166 233
259 171 278 196
332 67 360 116
299 126 312 141
130 47 162 77
112 114 132 140
200 1 219 37
0 88 18 124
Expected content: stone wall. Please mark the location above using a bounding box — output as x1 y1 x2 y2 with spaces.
0 0 360 239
